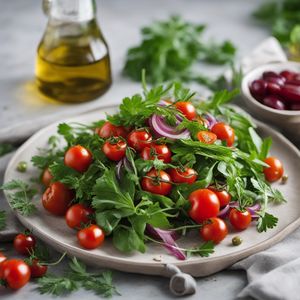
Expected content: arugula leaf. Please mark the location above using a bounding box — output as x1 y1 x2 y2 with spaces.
0 180 37 216
0 210 6 230
186 241 215 257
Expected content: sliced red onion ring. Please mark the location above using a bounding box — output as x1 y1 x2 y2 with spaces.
149 114 190 140
247 203 261 219
217 204 230 219
229 201 239 208
204 113 217 129
146 224 186 260
115 159 123 181
123 157 132 172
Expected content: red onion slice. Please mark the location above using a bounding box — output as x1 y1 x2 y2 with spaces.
146 224 186 260
217 204 230 219
229 202 261 219
115 159 123 181
149 114 190 140
204 113 217 129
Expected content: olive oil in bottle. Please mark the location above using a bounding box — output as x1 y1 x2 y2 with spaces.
35 0 111 103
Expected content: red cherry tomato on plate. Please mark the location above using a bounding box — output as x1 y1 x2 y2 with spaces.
209 188 231 207
64 145 92 173
42 168 53 187
28 259 48 278
211 122 235 147
102 139 127 161
140 144 172 163
197 131 217 144
175 101 196 120
188 189 220 223
0 251 7 266
141 169 172 195
127 130 152 152
229 208 252 230
65 204 94 229
263 156 284 182
42 182 74 216
200 217 228 244
95 122 128 139
169 167 197 184
13 233 36 255
1 259 31 289
77 225 105 250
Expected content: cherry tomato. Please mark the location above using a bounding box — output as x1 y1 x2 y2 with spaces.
42 168 53 187
188 189 220 223
64 145 92 173
209 188 231 207
102 139 127 161
140 144 172 163
200 217 228 244
229 208 252 230
95 122 128 139
28 259 48 278
65 204 94 229
197 131 217 144
211 122 235 147
169 167 197 184
77 224 105 250
141 169 172 195
263 156 284 182
1 259 31 289
42 182 74 216
127 130 152 152
175 101 196 120
13 233 36 255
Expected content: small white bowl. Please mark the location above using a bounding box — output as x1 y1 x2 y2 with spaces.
241 62 300 143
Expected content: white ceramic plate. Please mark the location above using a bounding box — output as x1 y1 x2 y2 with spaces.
3 106 300 277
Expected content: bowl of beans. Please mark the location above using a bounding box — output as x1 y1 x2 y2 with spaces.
241 62 300 143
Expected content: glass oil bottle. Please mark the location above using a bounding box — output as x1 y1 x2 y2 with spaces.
35 0 112 103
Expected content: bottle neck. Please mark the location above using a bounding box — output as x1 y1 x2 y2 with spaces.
48 0 96 22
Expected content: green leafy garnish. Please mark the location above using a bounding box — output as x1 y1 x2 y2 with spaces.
37 257 119 297
186 241 215 257
0 143 15 157
123 15 236 90
0 180 37 216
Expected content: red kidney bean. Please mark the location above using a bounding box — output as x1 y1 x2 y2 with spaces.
266 82 281 95
280 84 300 102
263 71 279 80
289 104 300 110
280 70 297 81
249 80 267 100
263 96 286 110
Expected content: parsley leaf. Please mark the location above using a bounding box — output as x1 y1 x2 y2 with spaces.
0 180 37 216
186 241 215 257
256 212 278 233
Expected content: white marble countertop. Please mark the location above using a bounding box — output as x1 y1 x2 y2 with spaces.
0 0 269 299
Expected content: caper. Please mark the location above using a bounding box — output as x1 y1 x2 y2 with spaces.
281 174 288 184
17 161 27 173
232 236 242 246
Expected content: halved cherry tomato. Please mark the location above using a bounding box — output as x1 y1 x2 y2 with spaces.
188 189 220 223
14 233 36 255
127 130 152 152
28 259 48 278
102 139 127 161
42 168 53 187
0 259 31 289
77 224 105 249
42 182 74 216
211 122 235 147
95 122 128 139
175 101 196 120
263 156 284 182
200 217 228 244
209 188 231 207
141 169 172 195
140 144 172 163
64 145 92 173
65 204 94 229
229 208 252 230
197 131 217 144
169 167 197 184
